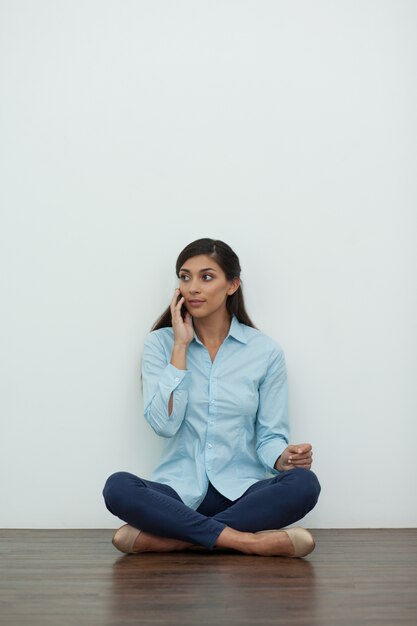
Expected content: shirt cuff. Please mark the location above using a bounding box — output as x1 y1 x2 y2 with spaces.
258 440 288 475
158 362 192 392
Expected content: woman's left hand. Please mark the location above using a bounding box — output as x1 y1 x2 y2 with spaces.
275 443 313 471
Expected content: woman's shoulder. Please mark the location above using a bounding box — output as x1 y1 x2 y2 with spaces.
143 326 174 347
240 321 285 357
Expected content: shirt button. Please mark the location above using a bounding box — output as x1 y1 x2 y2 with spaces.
207 443 213 449
211 400 215 404
174 377 180 382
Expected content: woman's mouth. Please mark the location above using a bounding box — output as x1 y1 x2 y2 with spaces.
188 300 205 307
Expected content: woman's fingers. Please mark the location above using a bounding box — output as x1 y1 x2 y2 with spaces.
290 458 312 467
171 289 184 317
288 444 312 458
289 450 312 461
288 444 313 467
294 443 312 454
170 288 194 345
286 457 313 470
287 443 311 455
279 443 314 472
171 288 181 307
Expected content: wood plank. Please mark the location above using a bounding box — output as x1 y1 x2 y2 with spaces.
1 529 416 625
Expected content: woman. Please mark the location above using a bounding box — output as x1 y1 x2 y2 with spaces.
103 238 321 557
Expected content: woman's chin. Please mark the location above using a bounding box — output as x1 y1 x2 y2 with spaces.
188 309 206 319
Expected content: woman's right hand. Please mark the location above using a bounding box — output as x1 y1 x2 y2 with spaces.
170 288 194 346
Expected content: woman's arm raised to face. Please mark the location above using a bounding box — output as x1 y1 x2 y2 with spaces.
171 288 194 346
168 288 194 415
141 289 194 437
168 344 187 415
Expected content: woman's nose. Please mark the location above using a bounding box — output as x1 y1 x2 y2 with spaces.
189 281 201 293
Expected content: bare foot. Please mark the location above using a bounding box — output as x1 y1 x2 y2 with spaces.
132 530 197 553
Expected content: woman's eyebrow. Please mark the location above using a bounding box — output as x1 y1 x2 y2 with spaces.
179 268 217 273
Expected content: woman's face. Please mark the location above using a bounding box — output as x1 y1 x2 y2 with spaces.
178 254 240 318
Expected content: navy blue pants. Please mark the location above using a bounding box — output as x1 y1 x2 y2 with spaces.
102 468 321 550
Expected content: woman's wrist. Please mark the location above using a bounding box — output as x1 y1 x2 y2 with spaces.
170 343 188 370
274 455 285 472
173 342 189 349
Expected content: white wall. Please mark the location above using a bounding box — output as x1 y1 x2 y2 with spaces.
1 0 416 528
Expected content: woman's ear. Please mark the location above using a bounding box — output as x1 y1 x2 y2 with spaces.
228 277 241 295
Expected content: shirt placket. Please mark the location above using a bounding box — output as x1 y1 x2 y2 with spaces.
205 343 225 474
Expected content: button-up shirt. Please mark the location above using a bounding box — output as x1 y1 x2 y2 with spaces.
141 314 289 510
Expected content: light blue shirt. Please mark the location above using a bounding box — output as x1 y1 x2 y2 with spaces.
141 314 290 510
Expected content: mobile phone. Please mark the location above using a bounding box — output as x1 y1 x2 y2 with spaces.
177 292 187 320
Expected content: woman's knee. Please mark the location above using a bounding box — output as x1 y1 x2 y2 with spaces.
102 471 140 510
292 467 321 507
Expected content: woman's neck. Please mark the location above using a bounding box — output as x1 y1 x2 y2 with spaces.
192 311 232 346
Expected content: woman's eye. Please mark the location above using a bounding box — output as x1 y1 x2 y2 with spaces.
179 275 213 281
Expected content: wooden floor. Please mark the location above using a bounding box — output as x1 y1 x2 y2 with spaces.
1 529 416 625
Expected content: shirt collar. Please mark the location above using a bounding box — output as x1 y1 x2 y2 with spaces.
192 314 247 345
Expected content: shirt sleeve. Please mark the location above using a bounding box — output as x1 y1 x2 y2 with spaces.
255 345 290 474
141 331 192 437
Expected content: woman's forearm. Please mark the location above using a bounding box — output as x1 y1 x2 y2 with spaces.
168 343 188 415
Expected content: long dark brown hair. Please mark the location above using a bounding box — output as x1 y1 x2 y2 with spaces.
150 237 258 331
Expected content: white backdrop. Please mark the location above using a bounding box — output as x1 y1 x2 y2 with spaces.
1 0 416 528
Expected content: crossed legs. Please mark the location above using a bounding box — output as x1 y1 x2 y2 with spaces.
102 468 321 556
